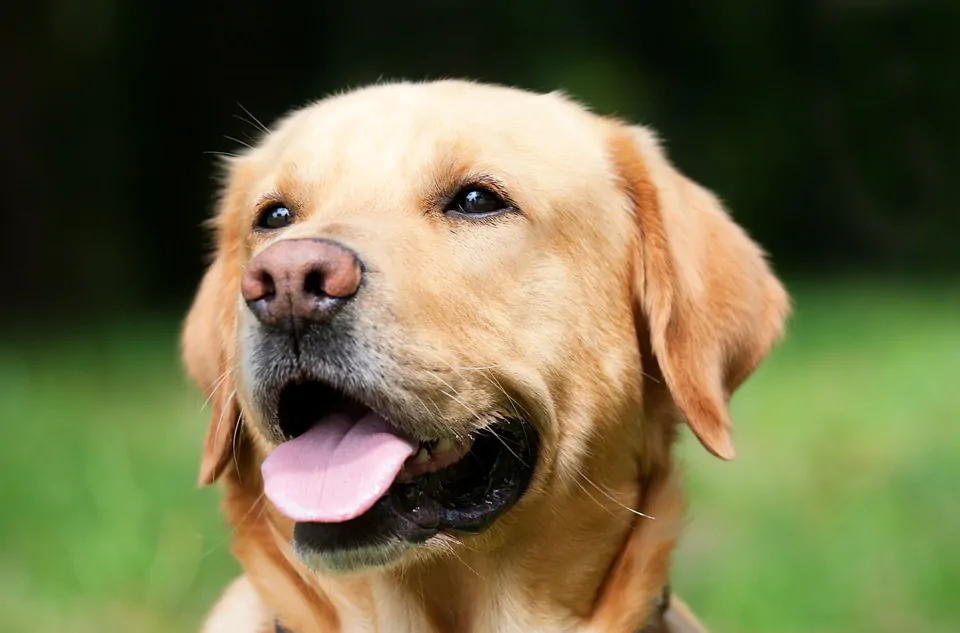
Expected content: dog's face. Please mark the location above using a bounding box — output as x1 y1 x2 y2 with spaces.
183 81 788 574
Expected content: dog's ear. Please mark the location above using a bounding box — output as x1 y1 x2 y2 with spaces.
182 163 247 486
609 124 790 459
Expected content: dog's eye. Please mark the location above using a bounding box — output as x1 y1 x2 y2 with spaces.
256 205 293 230
447 187 509 218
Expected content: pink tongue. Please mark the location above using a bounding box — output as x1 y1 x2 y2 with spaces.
261 412 417 523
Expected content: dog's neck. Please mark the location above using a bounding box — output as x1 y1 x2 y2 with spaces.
221 447 684 633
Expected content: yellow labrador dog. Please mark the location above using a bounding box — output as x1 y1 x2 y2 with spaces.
183 80 789 633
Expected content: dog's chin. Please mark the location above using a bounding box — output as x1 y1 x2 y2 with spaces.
292 538 413 574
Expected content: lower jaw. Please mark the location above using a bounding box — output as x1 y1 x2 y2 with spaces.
291 491 438 559
292 534 413 573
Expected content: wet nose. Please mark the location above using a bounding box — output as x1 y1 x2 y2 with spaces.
241 238 363 328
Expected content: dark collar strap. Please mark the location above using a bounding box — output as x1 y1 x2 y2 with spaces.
275 585 671 633
640 584 672 632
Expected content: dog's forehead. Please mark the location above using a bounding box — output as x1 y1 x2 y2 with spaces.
247 81 612 190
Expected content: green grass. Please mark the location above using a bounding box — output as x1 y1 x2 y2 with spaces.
1 283 958 632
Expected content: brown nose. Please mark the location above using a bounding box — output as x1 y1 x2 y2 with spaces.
241 238 363 328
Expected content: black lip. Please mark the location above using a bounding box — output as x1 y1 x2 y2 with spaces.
292 417 539 556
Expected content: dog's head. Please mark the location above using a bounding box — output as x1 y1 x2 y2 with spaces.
182 80 788 574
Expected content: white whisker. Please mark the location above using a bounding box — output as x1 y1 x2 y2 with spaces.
212 388 238 450
578 472 654 520
223 134 253 149
408 390 444 422
420 359 526 462
483 371 527 418
435 535 484 580
236 102 270 134
431 354 523 416
232 406 245 482
202 368 234 411
477 416 526 464
572 478 627 522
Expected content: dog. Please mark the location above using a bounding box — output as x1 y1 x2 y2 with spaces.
182 79 790 633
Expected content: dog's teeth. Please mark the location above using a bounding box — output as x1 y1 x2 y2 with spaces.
414 447 430 464
435 438 453 453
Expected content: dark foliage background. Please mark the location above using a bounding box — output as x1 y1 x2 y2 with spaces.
3 1 958 324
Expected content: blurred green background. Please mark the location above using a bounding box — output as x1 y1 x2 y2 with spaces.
2 1 959 632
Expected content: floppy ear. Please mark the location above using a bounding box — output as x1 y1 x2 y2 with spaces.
610 124 790 459
182 250 242 486
182 166 247 486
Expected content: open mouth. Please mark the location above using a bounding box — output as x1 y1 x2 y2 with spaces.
260 380 539 556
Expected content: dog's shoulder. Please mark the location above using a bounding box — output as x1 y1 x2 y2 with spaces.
201 575 273 633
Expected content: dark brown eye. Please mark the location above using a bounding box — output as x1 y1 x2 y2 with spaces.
257 205 293 230
447 187 509 218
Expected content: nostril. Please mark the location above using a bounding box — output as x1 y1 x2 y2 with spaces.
242 263 277 305
256 270 276 301
303 269 324 298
